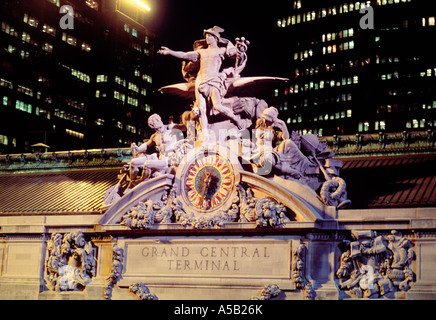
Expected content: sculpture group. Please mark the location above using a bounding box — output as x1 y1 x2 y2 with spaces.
102 26 351 228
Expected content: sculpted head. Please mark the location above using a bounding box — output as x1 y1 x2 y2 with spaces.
148 114 163 130
261 107 279 125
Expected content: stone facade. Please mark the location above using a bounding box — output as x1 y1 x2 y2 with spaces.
0 203 435 300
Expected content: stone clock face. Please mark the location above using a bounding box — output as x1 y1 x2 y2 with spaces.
184 154 234 210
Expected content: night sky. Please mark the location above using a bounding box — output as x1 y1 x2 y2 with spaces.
143 0 290 88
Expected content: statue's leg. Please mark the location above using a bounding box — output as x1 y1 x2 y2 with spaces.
196 90 209 142
143 159 169 172
210 88 245 129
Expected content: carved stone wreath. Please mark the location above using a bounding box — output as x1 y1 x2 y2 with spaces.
44 231 96 292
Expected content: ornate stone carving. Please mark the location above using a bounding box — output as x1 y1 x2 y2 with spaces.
237 183 291 227
118 180 293 230
121 187 177 229
320 176 349 208
128 282 158 300
104 244 124 300
102 25 351 228
250 284 281 300
172 196 238 229
44 231 96 292
292 243 315 300
336 230 415 298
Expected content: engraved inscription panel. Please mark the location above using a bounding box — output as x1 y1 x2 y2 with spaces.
123 239 291 279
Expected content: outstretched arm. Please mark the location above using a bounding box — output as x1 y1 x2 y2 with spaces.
158 46 199 61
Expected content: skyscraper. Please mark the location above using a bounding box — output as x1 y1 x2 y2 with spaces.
0 0 155 153
275 0 435 136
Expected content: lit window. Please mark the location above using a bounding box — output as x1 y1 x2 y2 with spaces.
97 75 108 83
42 42 53 53
126 125 137 134
66 129 84 139
47 0 60 6
2 22 18 37
85 0 99 10
364 121 370 132
81 42 92 52
21 32 31 43
42 24 56 36
429 17 436 26
132 28 137 37
23 13 38 28
62 32 77 46
0 135 8 145
0 78 13 89
375 120 386 131
343 4 348 13
15 100 32 113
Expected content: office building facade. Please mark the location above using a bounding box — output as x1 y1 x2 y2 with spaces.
0 0 155 153
275 0 435 136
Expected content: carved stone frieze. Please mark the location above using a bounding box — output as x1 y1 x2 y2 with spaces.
120 186 177 229
44 231 96 292
336 230 415 298
119 182 294 230
236 183 291 228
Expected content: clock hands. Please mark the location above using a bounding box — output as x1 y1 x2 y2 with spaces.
200 172 212 209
